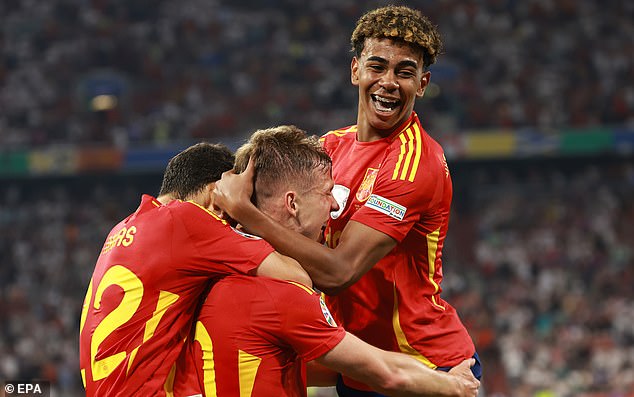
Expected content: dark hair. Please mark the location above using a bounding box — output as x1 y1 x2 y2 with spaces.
158 142 234 199
234 125 331 205
351 5 443 69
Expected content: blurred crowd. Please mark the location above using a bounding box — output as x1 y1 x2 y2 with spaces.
0 159 632 396
445 159 634 396
1 0 633 149
0 176 156 397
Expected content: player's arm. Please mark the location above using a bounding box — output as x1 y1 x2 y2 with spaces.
255 251 313 287
214 161 396 294
315 333 480 397
305 360 338 387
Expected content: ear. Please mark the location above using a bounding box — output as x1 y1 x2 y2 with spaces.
203 182 217 211
417 71 431 98
351 57 360 86
284 191 298 217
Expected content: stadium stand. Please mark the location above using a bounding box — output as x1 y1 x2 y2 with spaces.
0 0 631 148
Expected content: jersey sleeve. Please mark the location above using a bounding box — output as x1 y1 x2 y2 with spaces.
176 201 275 276
267 282 346 362
351 137 447 242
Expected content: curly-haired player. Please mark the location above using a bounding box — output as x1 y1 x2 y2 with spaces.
213 6 481 396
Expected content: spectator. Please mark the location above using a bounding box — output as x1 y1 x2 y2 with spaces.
0 0 631 148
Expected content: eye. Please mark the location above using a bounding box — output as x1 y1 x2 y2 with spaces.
398 70 416 78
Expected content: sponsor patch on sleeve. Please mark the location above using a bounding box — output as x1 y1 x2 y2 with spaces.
364 194 407 221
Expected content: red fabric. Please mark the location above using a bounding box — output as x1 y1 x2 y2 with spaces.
321 113 475 390
80 195 274 396
173 275 346 397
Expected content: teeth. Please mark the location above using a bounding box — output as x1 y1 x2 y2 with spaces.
372 95 398 111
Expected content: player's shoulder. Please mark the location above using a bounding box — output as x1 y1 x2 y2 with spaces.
166 200 228 225
219 277 316 307
255 278 317 301
320 124 357 145
390 119 447 158
385 124 449 186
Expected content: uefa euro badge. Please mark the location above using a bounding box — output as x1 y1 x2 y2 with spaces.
319 296 338 327
356 168 379 202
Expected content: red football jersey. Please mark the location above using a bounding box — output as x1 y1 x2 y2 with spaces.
320 112 475 390
173 275 346 397
79 195 274 397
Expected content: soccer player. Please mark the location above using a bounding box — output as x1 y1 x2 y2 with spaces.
79 142 309 396
212 5 480 396
173 126 480 397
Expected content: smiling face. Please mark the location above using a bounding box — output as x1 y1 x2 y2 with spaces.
352 37 430 141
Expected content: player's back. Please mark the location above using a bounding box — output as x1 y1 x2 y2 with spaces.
174 275 345 397
80 195 273 396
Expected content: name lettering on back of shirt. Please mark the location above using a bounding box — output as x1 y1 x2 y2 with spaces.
101 226 137 255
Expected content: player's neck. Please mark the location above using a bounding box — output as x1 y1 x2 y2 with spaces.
356 122 394 142
156 194 176 205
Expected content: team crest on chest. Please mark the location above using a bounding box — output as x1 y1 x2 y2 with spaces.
356 168 378 202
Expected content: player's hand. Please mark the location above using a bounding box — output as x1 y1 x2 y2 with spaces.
448 358 480 397
212 157 256 221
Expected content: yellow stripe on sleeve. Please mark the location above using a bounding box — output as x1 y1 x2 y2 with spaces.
392 127 423 182
399 128 416 180
408 124 423 182
392 134 408 180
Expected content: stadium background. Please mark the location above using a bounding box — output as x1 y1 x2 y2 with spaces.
0 0 632 396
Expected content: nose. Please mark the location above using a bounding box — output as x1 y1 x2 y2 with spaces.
379 71 399 91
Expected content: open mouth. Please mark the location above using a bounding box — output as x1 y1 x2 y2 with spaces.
371 94 400 113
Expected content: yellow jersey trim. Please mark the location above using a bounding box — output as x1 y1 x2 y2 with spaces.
187 200 227 224
286 281 314 295
427 228 446 310
391 284 437 369
391 125 423 182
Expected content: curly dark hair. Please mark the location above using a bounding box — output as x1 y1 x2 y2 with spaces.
158 142 234 199
351 5 443 69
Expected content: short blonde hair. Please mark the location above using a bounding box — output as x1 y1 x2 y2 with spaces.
235 125 331 205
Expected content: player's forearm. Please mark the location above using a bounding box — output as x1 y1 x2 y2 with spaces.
320 334 477 397
235 203 352 292
377 353 470 397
